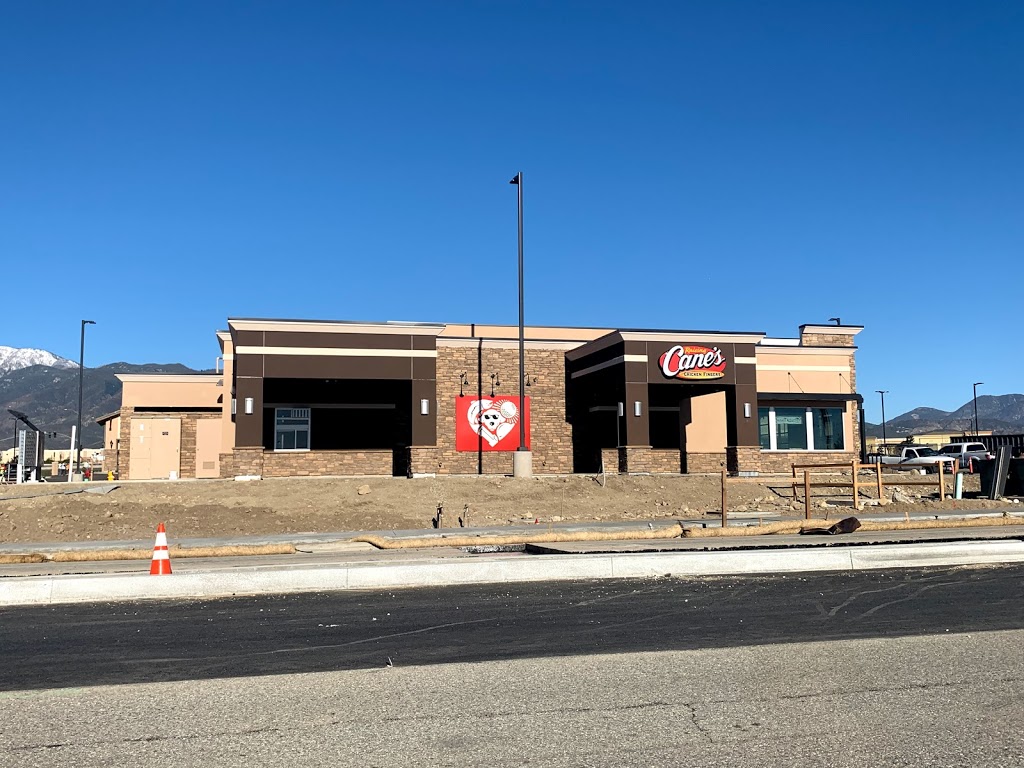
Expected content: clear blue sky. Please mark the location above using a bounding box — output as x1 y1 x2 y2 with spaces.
2 1 1021 420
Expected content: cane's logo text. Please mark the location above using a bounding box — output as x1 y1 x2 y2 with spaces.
659 345 727 380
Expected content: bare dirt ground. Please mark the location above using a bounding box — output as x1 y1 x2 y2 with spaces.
0 471 1010 545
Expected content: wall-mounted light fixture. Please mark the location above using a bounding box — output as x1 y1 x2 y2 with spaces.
617 402 625 418
420 399 430 415
634 401 642 417
231 398 237 415
524 373 537 387
743 403 752 419
489 372 501 397
244 397 254 415
458 372 471 397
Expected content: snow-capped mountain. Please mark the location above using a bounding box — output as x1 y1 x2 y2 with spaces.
0 346 77 377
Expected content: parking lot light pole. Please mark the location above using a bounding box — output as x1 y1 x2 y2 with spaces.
876 390 888 450
76 320 96 474
509 172 531 477
973 382 984 437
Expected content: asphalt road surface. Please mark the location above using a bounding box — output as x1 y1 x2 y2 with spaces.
2 566 1023 766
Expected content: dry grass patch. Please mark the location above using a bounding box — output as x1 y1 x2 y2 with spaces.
682 515 1024 538
355 523 685 550
0 544 298 563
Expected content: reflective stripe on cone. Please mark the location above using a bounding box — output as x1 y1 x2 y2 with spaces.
150 522 172 575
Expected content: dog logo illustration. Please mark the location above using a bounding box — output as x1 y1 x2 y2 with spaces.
455 396 531 452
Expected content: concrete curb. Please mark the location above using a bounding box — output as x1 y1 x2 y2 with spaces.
3 539 1024 606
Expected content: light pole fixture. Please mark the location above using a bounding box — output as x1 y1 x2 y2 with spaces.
76 320 96 474
973 382 984 436
829 317 841 325
876 390 888 450
509 171 531 476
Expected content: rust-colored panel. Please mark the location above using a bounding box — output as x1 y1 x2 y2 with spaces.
234 355 264 377
411 379 437 446
412 357 436 380
263 355 413 380
262 332 415 350
412 336 437 351
623 381 650 446
233 330 264 346
234 379 264 448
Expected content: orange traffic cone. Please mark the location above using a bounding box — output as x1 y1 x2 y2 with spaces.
150 522 172 575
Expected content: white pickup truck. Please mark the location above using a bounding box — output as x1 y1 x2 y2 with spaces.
875 446 959 473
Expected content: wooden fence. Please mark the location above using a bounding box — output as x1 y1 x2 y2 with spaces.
720 459 959 524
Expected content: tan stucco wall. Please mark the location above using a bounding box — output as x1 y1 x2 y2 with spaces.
686 391 727 453
755 351 855 394
120 378 223 409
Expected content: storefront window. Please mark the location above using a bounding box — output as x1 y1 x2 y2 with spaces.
774 408 808 450
275 408 310 450
759 406 846 451
812 408 844 451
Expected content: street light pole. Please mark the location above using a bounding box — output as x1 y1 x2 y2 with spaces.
876 390 888 451
973 382 984 437
509 172 531 477
76 320 96 474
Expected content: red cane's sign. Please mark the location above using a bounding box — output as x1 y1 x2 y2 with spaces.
659 345 727 380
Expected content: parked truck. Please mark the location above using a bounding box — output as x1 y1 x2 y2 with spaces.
870 446 959 473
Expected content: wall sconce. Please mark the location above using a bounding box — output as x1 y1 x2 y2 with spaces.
633 401 642 417
489 372 501 397
420 399 430 415
244 397 254 415
231 398 237 415
617 402 624 418
458 372 471 397
744 403 752 418
524 373 537 387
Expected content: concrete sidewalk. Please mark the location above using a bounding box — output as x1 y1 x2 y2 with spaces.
2 516 1024 607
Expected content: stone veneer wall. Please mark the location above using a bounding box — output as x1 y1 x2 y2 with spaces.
220 448 395 477
727 446 761 473
801 333 856 348
686 452 728 473
117 408 220 480
758 451 858 474
433 345 573 475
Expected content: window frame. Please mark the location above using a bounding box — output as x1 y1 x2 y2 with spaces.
274 407 311 452
757 406 846 452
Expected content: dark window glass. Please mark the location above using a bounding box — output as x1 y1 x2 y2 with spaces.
811 408 844 451
758 408 771 449
774 408 807 450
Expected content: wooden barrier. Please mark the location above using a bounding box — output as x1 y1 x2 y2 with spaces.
720 459 958 523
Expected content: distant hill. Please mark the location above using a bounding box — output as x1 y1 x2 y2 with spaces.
865 394 1024 438
1 361 200 450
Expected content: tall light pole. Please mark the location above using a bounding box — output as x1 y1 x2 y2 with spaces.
973 382 984 436
509 172 531 477
76 320 96 474
876 390 888 451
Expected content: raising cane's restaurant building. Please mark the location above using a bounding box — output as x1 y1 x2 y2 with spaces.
105 318 863 480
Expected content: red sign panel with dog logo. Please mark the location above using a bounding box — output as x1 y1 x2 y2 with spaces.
455 396 531 452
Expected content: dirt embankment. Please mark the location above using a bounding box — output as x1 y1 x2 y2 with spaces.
0 472 1004 545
